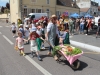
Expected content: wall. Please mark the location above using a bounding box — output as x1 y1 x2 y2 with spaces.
10 0 20 23
76 0 91 8
56 5 79 16
0 14 8 18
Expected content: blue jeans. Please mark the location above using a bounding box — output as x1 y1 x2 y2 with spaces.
80 24 84 32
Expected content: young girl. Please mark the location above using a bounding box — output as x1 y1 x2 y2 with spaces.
10 22 16 38
15 31 27 56
60 29 70 44
28 27 44 61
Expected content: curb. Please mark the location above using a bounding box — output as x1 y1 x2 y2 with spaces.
70 40 100 52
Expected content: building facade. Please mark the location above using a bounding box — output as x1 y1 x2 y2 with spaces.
76 0 99 16
10 0 79 23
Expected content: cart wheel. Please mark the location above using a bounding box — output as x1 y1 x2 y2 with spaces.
70 59 80 70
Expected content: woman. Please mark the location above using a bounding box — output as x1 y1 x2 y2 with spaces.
75 18 80 32
80 17 85 34
68 17 74 35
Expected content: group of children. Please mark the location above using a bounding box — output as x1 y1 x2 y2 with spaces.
10 19 70 61
11 21 45 61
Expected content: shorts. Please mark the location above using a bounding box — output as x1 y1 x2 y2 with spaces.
12 30 16 34
30 40 38 52
97 26 100 32
18 45 24 50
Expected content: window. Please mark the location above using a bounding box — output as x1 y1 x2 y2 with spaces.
56 11 61 17
24 8 27 16
47 0 49 4
36 9 42 13
31 0 36 2
46 9 49 17
31 9 35 13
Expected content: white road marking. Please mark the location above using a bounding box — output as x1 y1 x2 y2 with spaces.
25 55 52 75
3 35 14 45
0 32 2 34
0 25 2 27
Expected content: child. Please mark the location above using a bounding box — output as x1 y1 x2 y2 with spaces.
40 23 45 49
28 27 43 61
19 24 24 37
15 31 27 56
10 22 16 38
24 25 30 44
60 29 70 44
36 25 43 51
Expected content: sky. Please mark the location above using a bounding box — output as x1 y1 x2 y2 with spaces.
0 0 9 7
0 0 100 7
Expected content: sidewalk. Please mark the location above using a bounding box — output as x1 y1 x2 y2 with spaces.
70 35 100 52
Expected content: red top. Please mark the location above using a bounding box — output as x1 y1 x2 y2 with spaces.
30 33 39 40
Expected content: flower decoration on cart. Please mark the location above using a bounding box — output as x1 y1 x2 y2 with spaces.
53 44 82 56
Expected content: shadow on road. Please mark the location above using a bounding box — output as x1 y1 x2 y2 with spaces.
56 59 88 71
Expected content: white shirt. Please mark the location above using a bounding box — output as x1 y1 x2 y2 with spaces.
80 19 85 24
11 25 16 30
24 29 30 37
32 24 35 28
36 29 42 36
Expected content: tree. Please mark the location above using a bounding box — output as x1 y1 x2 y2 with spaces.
1 6 4 13
6 2 10 9
4 8 10 16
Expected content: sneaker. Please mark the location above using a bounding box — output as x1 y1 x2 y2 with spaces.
41 47 45 49
31 55 34 58
38 57 42 61
23 53 26 56
31 51 34 58
96 36 98 38
85 34 87 35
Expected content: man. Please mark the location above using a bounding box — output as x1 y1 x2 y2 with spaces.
96 18 100 38
46 15 59 56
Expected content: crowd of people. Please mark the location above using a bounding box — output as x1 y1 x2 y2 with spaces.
10 14 100 61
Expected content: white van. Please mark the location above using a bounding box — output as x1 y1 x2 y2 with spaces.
25 13 47 20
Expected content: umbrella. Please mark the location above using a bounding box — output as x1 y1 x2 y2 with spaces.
70 13 80 18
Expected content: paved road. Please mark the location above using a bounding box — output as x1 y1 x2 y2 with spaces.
0 22 100 75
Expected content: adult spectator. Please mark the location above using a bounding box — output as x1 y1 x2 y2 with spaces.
96 18 100 38
80 17 85 34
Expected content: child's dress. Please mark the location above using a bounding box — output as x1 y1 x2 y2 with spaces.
16 37 24 49
30 33 40 52
36 29 42 51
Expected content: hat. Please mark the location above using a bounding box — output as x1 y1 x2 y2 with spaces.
32 27 37 32
25 25 29 27
51 15 56 18
36 22 39 25
20 24 23 26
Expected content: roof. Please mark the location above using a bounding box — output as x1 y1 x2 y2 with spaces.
56 0 79 8
80 8 90 12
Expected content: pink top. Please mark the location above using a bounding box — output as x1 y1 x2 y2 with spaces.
16 37 24 46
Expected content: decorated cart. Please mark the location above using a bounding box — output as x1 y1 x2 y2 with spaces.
52 44 83 69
